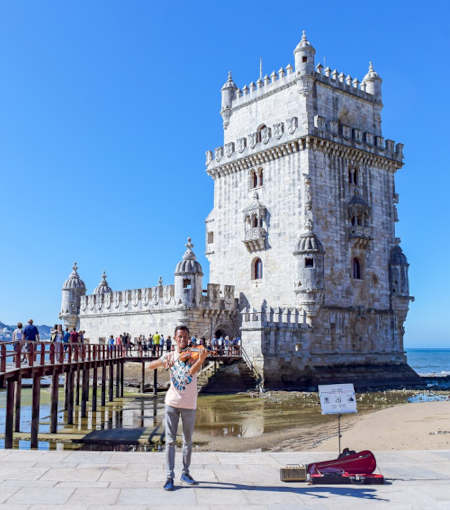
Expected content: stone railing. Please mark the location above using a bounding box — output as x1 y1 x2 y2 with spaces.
206 116 403 170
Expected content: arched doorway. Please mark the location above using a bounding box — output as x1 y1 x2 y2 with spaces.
214 329 226 339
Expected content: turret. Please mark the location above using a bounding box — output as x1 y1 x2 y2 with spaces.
94 271 112 294
220 71 237 129
59 262 86 330
174 237 203 306
362 61 382 101
293 230 324 325
389 243 409 297
294 30 316 75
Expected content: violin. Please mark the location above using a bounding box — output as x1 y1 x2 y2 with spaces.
179 344 216 364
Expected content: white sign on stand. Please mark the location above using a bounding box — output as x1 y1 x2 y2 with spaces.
318 383 357 454
318 383 357 415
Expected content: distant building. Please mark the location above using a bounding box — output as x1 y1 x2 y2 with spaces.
60 32 415 387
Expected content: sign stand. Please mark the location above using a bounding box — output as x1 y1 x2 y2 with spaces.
318 384 357 455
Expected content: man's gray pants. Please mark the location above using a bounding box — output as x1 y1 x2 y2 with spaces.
165 405 196 479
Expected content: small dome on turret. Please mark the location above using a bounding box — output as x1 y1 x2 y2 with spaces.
294 30 316 55
62 262 86 291
294 231 324 254
362 62 382 99
221 71 237 91
363 61 381 82
175 237 204 275
94 271 112 294
390 245 408 265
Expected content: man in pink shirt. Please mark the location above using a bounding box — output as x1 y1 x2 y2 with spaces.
148 325 207 491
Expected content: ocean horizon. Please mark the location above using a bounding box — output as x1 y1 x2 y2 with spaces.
406 348 450 376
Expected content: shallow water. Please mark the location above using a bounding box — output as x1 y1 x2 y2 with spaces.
2 386 448 451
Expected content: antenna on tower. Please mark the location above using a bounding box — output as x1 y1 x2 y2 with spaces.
259 57 263 80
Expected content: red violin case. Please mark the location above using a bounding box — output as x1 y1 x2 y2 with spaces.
307 449 384 484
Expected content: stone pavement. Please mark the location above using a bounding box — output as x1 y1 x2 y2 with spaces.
0 449 449 509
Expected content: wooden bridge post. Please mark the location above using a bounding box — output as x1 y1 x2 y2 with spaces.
50 368 59 434
92 358 98 413
120 361 124 398
115 361 120 398
14 374 22 433
140 361 145 393
64 371 69 410
81 366 89 418
101 361 106 407
67 369 74 425
30 373 41 449
153 368 157 396
75 367 80 406
5 378 15 448
109 362 114 402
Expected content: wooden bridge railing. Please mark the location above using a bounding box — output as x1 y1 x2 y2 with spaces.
0 341 242 450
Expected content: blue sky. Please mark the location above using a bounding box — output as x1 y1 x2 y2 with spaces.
0 1 448 347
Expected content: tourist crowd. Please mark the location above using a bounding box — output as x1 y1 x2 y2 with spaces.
106 332 241 356
10 321 241 356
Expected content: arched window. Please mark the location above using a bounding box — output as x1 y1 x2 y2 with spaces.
252 258 263 280
258 168 263 186
256 124 266 143
348 168 359 185
252 216 258 228
352 257 361 279
252 171 258 188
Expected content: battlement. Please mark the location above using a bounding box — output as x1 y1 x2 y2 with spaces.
231 65 297 108
240 306 308 329
228 61 378 114
79 283 237 316
80 284 176 315
206 114 403 173
314 64 377 102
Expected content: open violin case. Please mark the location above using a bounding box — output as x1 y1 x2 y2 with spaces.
307 448 384 484
280 449 384 484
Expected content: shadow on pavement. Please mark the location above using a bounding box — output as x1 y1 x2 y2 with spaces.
178 481 390 501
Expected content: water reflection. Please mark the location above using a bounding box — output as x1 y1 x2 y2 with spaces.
1 388 449 451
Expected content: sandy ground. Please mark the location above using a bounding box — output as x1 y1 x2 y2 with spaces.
310 401 450 451
195 401 450 453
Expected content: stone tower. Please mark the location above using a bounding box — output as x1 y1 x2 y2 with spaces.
174 237 204 307
205 31 415 387
59 262 86 330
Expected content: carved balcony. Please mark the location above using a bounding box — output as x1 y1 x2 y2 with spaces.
348 225 372 249
243 227 267 252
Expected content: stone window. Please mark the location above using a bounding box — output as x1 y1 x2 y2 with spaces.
348 168 358 185
352 258 362 279
256 124 266 143
183 278 192 289
252 258 263 280
302 56 308 63
258 167 263 186
249 168 263 189
305 257 314 268
207 231 214 244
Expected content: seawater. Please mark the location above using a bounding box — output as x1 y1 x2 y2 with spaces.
406 348 450 376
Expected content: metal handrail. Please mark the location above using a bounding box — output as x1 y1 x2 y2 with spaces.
240 346 264 390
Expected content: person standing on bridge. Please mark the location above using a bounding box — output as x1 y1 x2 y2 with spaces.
152 331 161 356
148 325 208 491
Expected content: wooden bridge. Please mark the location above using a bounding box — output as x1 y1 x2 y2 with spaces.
0 341 243 449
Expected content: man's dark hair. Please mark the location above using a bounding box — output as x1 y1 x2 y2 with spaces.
174 325 190 336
